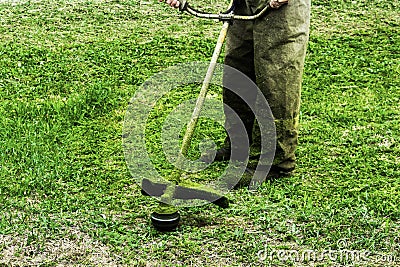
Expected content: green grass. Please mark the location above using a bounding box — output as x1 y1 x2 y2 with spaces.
0 0 399 266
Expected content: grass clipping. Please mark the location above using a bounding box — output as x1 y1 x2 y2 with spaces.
0 227 119 266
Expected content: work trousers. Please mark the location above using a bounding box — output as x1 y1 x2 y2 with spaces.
223 0 310 171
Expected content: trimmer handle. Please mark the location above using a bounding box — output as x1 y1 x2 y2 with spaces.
179 0 288 21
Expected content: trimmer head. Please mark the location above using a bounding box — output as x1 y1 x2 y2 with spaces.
150 211 181 231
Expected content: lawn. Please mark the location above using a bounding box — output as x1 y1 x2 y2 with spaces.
0 0 399 266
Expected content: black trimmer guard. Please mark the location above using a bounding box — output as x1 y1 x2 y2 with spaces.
141 178 229 208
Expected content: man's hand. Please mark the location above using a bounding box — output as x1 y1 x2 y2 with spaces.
269 0 289 9
159 0 180 8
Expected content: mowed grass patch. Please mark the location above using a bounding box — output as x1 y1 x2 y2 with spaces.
0 0 399 266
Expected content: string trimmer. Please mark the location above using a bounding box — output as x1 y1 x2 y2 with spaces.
139 0 288 231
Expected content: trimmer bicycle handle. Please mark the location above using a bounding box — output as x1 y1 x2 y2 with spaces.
179 0 288 21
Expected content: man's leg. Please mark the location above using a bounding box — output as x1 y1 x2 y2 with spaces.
222 1 256 161
251 0 311 172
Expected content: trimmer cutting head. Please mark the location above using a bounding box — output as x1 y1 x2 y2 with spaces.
151 211 181 231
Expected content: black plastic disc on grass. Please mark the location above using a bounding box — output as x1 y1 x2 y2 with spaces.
150 211 180 231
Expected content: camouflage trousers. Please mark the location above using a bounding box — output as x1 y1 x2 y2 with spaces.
223 0 310 171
